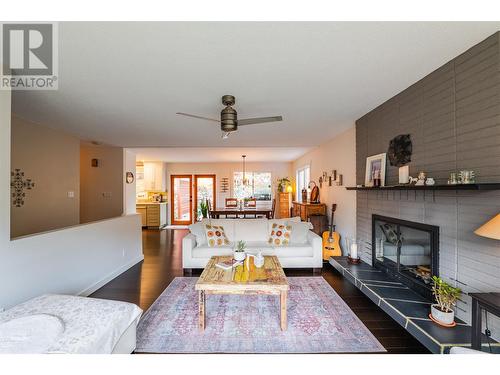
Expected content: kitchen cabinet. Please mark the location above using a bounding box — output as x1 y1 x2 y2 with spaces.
136 205 147 226
136 203 167 228
143 162 167 192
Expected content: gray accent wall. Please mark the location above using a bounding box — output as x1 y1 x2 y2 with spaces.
355 32 500 338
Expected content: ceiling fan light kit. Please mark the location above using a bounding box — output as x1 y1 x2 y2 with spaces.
176 94 283 139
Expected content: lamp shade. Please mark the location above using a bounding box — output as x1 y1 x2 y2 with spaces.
474 214 500 240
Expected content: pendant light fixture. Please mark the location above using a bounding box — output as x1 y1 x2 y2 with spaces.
241 155 249 186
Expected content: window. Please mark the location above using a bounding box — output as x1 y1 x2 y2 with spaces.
296 165 310 201
233 172 272 201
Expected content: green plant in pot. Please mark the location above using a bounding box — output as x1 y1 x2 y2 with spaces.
200 200 208 219
234 240 246 262
430 276 461 326
277 177 291 193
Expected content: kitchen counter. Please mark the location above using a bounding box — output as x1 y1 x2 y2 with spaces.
136 202 167 228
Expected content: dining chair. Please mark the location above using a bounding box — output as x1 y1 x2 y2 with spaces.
224 197 238 218
225 198 238 208
270 198 276 219
244 198 257 218
245 198 257 208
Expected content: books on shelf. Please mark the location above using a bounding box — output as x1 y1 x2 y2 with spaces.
215 259 242 270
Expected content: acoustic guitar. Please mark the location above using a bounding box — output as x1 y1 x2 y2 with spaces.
322 204 342 260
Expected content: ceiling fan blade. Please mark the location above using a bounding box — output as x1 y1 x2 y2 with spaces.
238 116 283 126
176 112 220 123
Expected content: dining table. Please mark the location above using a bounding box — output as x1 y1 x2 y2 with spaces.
210 207 273 219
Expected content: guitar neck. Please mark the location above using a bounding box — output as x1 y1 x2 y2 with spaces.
328 204 336 237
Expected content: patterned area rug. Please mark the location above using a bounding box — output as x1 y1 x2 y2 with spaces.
136 277 385 353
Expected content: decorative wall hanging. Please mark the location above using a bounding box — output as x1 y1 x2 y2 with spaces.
11 169 35 207
388 134 412 167
91 158 99 167
336 174 343 186
220 177 229 193
126 172 135 184
318 176 323 188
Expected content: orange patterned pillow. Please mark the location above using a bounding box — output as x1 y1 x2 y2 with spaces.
268 223 292 246
205 224 230 247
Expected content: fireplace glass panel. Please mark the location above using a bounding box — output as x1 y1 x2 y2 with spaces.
399 226 432 285
373 215 438 298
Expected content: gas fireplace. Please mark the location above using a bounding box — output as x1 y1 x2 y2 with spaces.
372 215 439 300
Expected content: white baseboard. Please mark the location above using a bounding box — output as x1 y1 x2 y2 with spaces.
77 254 145 297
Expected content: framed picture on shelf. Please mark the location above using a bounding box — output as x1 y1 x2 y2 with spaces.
365 153 387 187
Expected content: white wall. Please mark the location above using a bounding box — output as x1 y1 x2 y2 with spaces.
10 116 81 238
292 127 357 253
1 90 143 309
80 143 124 223
165 161 292 223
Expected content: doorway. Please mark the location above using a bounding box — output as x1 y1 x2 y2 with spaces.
170 175 192 225
194 174 216 222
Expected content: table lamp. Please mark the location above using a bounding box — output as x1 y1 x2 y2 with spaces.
474 214 500 240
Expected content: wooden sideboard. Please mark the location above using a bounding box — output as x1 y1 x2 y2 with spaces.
277 192 291 218
292 201 327 222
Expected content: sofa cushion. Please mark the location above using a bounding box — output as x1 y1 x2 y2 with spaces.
204 224 230 247
201 219 236 241
274 245 313 258
268 223 292 246
287 221 311 244
192 246 234 258
188 222 207 246
234 218 269 242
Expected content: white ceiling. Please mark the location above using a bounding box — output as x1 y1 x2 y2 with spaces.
12 22 500 154
132 147 312 163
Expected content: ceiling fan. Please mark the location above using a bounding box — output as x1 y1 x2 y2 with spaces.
176 95 283 139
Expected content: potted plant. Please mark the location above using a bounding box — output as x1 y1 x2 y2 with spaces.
234 240 246 262
430 276 461 326
200 200 208 219
277 177 291 193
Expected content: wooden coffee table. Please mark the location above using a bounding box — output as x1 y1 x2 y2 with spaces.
195 255 289 331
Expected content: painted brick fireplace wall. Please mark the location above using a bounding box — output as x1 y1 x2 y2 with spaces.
355 32 500 336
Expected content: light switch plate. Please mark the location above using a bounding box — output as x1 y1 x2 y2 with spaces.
67 191 75 198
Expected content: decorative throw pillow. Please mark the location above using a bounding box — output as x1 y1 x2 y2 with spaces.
188 222 207 246
380 224 403 245
268 223 292 246
287 221 311 244
204 224 230 247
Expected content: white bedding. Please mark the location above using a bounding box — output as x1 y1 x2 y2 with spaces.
0 294 142 354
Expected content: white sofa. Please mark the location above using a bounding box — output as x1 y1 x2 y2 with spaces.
182 217 323 270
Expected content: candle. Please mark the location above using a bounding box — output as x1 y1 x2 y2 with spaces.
350 243 358 259
399 165 409 184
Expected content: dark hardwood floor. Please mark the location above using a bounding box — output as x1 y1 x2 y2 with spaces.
91 228 429 354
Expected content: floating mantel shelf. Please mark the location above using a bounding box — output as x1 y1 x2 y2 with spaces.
346 183 500 191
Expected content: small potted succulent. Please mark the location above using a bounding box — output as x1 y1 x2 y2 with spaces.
430 276 461 326
234 240 247 262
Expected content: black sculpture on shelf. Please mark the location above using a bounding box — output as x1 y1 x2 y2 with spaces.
388 134 412 167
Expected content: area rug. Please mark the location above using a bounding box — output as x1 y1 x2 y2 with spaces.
136 277 385 353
